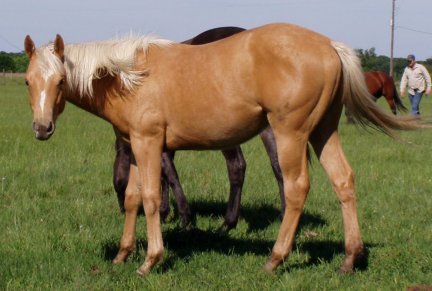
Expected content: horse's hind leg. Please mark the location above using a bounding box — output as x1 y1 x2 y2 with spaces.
113 138 132 213
161 151 192 227
219 147 246 233
310 114 364 273
263 126 310 271
159 159 171 222
259 127 285 219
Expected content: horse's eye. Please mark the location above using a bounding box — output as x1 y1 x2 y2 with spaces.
25 80 29 86
58 79 65 86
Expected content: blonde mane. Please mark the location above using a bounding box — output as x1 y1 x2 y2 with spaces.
38 35 173 97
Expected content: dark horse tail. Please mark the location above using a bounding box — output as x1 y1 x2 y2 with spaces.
389 75 408 113
331 41 426 138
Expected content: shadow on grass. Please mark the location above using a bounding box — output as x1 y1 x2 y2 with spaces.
284 240 373 272
175 200 326 232
102 201 374 272
134 199 326 232
102 231 374 273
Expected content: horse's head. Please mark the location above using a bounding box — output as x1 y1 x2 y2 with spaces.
24 34 66 140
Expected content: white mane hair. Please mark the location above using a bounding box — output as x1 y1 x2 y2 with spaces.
35 44 66 81
38 35 173 97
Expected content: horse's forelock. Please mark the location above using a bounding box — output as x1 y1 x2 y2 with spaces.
34 44 65 80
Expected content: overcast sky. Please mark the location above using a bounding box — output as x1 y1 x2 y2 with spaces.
1 0 431 61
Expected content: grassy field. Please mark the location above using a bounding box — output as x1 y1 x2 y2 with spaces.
0 77 431 290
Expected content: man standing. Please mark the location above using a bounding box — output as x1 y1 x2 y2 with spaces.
400 54 432 116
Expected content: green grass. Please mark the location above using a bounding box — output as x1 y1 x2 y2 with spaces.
1 77 431 290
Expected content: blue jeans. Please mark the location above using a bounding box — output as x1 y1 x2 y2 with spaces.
409 90 424 115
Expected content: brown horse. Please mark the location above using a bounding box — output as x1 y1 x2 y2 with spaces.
364 71 407 114
113 26 284 233
24 23 422 275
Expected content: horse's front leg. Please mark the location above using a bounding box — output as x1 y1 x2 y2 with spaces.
131 135 164 276
113 159 140 264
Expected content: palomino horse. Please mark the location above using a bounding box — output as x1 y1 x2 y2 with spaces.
24 23 421 275
114 31 406 230
113 26 284 232
364 71 407 114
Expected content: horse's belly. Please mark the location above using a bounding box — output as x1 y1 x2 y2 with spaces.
165 113 267 150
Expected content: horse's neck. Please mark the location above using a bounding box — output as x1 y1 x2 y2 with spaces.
61 43 137 128
63 73 122 125
63 83 105 119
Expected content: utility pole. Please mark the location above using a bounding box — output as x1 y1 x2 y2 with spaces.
390 0 396 78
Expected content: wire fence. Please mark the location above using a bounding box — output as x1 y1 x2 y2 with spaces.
0 71 25 85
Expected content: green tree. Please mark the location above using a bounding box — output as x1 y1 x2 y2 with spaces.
13 53 29 72
356 47 391 73
0 52 16 72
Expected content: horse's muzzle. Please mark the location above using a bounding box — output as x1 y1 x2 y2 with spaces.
33 121 55 140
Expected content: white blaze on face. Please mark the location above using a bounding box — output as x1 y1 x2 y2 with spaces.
39 68 54 113
39 90 47 113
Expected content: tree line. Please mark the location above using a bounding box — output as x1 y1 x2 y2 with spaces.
0 52 29 73
1 48 432 78
356 48 432 79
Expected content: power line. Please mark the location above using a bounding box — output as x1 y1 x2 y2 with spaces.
0 34 21 51
396 25 432 36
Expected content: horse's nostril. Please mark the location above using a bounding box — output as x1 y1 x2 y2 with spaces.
46 122 55 134
32 121 55 140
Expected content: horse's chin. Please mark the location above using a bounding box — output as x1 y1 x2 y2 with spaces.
35 132 54 141
33 128 55 141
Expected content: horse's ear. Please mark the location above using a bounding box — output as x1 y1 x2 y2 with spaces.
24 35 35 59
54 34 65 62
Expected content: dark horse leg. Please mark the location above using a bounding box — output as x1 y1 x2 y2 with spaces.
113 138 131 213
382 75 407 115
259 127 285 219
113 138 191 227
218 147 246 233
160 151 192 227
219 128 284 233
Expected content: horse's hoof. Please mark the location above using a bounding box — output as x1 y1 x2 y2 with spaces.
159 209 170 223
113 249 131 265
263 259 278 273
136 268 149 276
338 265 354 275
216 224 230 236
137 260 158 276
179 219 193 231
